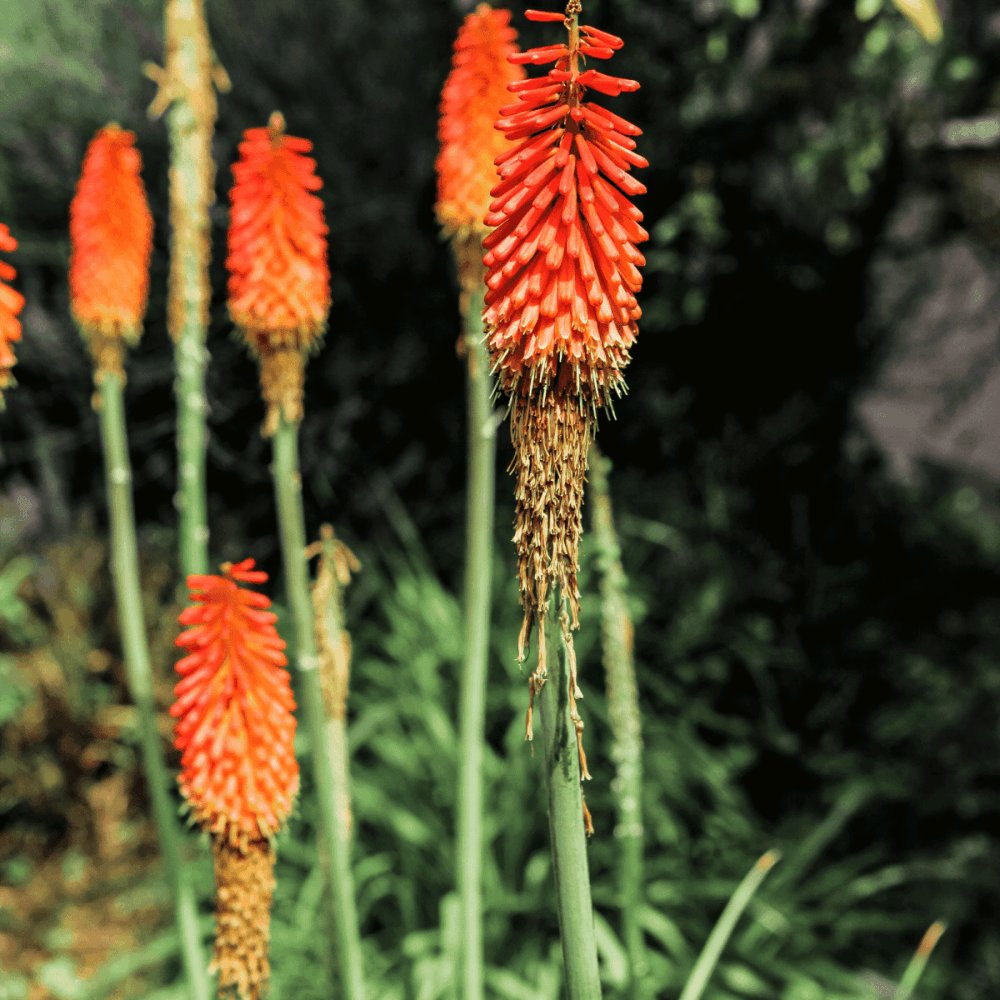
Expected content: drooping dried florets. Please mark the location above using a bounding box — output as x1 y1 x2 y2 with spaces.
69 125 154 384
227 112 330 434
483 6 648 409
0 225 24 405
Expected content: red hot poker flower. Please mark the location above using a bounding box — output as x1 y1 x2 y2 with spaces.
172 558 299 844
227 112 330 435
436 5 526 244
69 125 153 383
482 6 648 409
173 559 296 1000
0 225 24 404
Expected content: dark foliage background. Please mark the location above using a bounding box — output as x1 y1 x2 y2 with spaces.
3 0 1000 997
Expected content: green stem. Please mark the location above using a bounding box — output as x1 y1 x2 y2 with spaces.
97 374 209 1000
588 447 646 1000
456 283 495 1000
271 417 366 1000
678 851 780 1000
895 921 946 1000
537 604 602 1000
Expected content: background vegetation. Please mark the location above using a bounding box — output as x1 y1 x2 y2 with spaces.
1 0 1000 997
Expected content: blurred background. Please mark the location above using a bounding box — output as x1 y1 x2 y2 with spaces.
2 0 1000 997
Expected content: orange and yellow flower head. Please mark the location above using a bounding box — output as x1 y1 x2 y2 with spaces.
0 225 24 404
436 5 526 245
172 559 298 1000
483 7 648 409
172 559 299 843
227 112 330 435
69 125 153 382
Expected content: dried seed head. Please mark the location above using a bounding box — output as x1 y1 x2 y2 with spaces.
0 225 25 406
483 6 648 408
209 835 276 1000
172 559 299 847
69 125 154 384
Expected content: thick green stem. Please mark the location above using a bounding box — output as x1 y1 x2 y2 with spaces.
97 374 209 1000
588 447 646 1000
456 284 495 1000
271 417 365 1000
537 606 602 1000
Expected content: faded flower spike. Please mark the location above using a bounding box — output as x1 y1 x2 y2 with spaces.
172 559 299 1000
69 125 154 385
485 3 647 824
227 112 330 436
0 225 24 406
437 4 525 297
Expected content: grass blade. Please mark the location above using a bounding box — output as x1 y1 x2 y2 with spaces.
678 850 781 1000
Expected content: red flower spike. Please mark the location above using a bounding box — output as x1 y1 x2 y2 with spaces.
227 112 330 434
69 125 153 383
436 5 526 245
482 2 648 409
0 225 24 403
172 559 299 847
226 112 330 354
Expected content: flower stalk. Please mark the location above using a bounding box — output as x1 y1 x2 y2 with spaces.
307 524 365 1000
70 125 210 1000
271 418 365 1000
589 445 646 1000
536 601 602 1000
436 9 524 999
145 0 231 579
456 281 495 1000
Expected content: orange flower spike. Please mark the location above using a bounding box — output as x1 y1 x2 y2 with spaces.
69 125 154 383
436 5 526 243
227 112 330 435
483 4 649 409
172 558 299 844
0 225 25 404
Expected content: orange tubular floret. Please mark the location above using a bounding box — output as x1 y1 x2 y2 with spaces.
172 559 299 845
227 114 330 355
482 5 648 406
69 125 153 341
436 5 527 239
0 225 24 396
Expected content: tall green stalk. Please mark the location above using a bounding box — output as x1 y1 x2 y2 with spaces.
456 283 495 1000
271 416 365 1000
537 603 602 1000
146 0 229 579
97 373 209 1000
588 446 646 1000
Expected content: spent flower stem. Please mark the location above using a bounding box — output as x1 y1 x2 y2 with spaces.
588 446 647 1000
